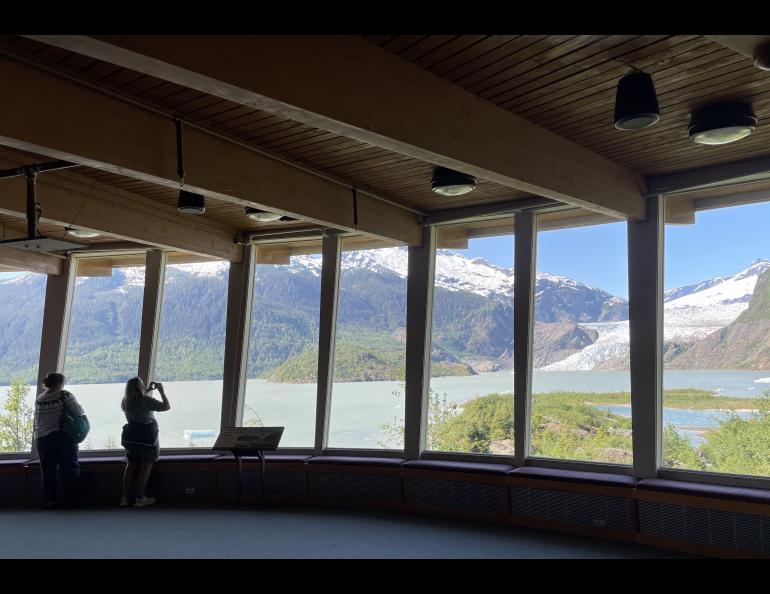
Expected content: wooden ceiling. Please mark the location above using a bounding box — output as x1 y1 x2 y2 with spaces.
0 34 768 265
368 35 770 176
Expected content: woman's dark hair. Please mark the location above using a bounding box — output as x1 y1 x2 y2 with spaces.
121 377 144 412
43 372 65 390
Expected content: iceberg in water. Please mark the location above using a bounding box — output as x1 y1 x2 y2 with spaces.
753 377 770 384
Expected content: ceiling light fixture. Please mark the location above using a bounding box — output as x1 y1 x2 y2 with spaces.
175 118 206 215
689 101 757 145
245 207 282 222
431 166 476 196
753 42 770 71
66 228 100 239
614 70 660 130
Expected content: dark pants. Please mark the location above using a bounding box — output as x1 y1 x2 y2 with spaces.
36 431 80 505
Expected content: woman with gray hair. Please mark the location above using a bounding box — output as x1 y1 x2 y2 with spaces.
120 376 170 507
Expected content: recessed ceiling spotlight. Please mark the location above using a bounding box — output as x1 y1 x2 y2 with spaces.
689 101 757 145
66 227 100 239
614 70 660 130
245 207 282 222
431 167 476 196
177 190 206 215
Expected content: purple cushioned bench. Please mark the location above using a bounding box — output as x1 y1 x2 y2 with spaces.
0 458 30 467
402 460 514 476
637 478 770 505
308 456 405 468
509 467 637 488
215 454 312 464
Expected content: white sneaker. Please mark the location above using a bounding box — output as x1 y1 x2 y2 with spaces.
119 496 130 507
133 496 156 507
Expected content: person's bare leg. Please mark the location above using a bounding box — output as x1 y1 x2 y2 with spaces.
135 462 154 497
122 462 138 498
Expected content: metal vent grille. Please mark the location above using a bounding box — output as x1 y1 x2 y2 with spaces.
152 469 216 500
309 471 401 504
403 477 503 514
510 485 631 530
638 500 770 555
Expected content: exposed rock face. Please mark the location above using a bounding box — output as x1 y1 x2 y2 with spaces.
532 323 599 368
667 269 770 370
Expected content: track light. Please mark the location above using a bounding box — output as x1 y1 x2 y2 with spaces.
689 102 757 145
245 207 282 222
174 117 206 214
66 228 100 239
754 42 770 71
431 167 476 196
178 190 206 215
614 71 660 130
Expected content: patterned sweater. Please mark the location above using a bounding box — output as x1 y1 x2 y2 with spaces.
34 389 86 440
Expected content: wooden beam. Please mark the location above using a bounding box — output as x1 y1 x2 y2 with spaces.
0 159 242 261
0 54 422 246
706 35 770 64
664 196 696 225
0 245 63 275
27 35 647 220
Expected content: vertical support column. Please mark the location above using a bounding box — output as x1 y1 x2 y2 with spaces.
404 226 436 459
314 232 341 455
513 212 537 466
33 255 77 458
137 249 167 383
220 244 254 430
36 256 76 393
628 195 664 478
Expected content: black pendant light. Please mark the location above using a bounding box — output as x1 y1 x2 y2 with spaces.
431 166 476 196
614 70 660 130
175 118 206 215
689 101 757 146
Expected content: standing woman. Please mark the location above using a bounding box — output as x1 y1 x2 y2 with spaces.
34 372 87 509
120 376 170 507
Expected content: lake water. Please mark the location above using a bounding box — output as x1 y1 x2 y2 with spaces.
2 369 768 450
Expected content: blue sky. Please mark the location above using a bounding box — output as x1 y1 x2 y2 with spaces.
459 201 770 300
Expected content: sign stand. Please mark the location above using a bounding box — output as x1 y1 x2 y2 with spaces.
213 427 284 505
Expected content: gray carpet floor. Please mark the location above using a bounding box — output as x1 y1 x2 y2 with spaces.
0 505 692 558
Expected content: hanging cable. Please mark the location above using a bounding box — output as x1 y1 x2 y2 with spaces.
352 187 359 231
175 117 185 188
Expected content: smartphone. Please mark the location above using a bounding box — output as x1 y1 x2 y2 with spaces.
148 381 158 391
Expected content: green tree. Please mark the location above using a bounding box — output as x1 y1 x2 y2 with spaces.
0 378 34 453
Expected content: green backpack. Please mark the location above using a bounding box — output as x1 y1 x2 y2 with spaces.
58 393 91 443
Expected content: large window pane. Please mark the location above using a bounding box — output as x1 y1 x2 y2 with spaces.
153 260 228 448
426 232 515 455
0 271 47 453
243 250 321 448
64 257 146 451
663 201 770 477
328 244 408 449
531 222 632 464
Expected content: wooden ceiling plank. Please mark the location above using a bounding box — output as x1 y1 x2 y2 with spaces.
499 36 702 113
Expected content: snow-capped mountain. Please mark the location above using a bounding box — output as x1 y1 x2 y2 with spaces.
545 259 770 371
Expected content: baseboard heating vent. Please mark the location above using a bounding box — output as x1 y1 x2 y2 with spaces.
403 477 503 514
510 486 631 530
638 500 770 554
309 472 401 504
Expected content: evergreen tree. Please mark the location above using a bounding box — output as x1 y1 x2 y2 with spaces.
0 378 34 453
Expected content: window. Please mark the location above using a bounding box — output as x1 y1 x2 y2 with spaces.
530 221 632 464
153 260 228 448
663 200 770 477
426 230 515 454
243 247 321 448
63 256 146 451
328 244 408 449
0 271 47 453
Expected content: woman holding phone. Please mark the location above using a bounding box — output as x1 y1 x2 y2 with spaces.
120 376 171 507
